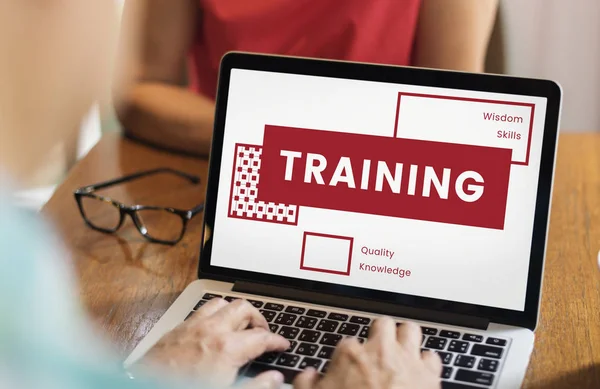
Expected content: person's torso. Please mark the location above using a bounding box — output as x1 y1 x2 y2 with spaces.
190 0 422 99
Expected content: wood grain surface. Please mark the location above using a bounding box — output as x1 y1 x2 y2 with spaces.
521 132 600 389
42 132 600 388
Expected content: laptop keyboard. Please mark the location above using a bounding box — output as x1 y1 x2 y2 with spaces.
185 293 509 388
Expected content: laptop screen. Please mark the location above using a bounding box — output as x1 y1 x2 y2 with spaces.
209 68 549 312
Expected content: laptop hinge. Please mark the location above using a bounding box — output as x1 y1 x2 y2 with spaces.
233 281 489 330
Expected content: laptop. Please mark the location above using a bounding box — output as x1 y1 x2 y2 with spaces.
124 52 562 389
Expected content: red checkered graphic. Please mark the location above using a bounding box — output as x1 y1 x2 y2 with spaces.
229 144 298 225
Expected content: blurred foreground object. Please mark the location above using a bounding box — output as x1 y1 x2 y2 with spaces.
0 0 132 210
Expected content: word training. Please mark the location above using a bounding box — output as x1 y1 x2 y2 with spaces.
257 125 512 229
280 150 485 203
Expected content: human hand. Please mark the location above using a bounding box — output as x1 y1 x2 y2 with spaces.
136 298 290 389
294 318 442 389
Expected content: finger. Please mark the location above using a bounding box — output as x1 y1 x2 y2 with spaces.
211 299 269 331
238 370 285 389
193 297 229 317
421 350 443 375
230 327 290 362
368 316 397 346
294 367 320 389
330 337 364 367
396 321 422 356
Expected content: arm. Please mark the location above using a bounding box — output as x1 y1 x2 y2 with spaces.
412 0 499 73
113 0 215 157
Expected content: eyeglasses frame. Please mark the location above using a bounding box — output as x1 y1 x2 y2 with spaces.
73 168 204 245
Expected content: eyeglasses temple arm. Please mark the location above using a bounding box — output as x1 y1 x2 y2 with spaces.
190 203 205 217
77 168 200 192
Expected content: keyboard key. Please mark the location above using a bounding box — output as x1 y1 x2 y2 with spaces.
296 316 318 329
462 334 483 342
224 296 239 302
359 326 370 338
245 363 300 384
471 344 503 359
256 352 279 364
286 341 298 353
441 382 482 389
455 369 495 386
247 299 264 308
278 326 300 340
275 313 297 326
448 340 469 354
296 343 319 356
425 337 448 350
437 351 453 365
306 309 327 318
358 337 366 344
194 300 208 310
440 330 461 339
320 333 343 346
299 330 321 343
202 293 222 300
454 355 476 368
299 357 323 370
317 319 339 332
486 337 507 347
268 324 279 333
265 303 284 311
317 346 335 359
276 353 300 368
260 309 277 322
285 306 306 315
442 366 453 379
478 358 499 372
349 316 371 325
337 323 360 336
184 311 194 321
422 327 438 335
321 361 330 373
328 313 349 321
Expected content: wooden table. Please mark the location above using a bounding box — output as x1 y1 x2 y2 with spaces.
42 132 600 388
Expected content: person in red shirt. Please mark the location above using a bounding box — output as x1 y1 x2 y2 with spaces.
115 0 498 156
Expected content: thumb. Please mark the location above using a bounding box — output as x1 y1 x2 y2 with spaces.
293 367 320 389
238 370 284 389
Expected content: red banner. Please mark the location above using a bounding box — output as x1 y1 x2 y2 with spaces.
257 125 512 229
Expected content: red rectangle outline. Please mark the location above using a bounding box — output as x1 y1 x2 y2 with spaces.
393 92 535 166
227 142 300 226
300 232 354 276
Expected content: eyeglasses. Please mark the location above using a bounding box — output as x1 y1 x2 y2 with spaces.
74 168 204 245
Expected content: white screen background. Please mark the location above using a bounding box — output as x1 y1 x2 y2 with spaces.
209 69 548 311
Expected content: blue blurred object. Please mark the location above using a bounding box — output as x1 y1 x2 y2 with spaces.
0 182 194 389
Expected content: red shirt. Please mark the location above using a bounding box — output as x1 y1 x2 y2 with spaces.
189 0 422 99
